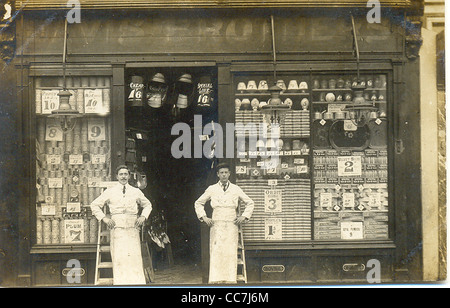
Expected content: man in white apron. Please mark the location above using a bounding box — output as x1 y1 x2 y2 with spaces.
194 163 254 284
90 165 152 285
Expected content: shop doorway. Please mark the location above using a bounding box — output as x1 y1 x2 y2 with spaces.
124 66 218 278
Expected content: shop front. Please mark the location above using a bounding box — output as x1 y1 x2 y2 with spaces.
10 1 424 286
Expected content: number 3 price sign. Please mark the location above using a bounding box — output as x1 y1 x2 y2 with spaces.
87 118 106 142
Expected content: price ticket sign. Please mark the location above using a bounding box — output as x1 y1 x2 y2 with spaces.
265 218 282 240
41 90 60 114
66 202 81 213
48 178 63 188
69 154 83 165
84 89 104 114
46 154 61 165
342 192 355 208
45 119 64 142
320 192 332 208
41 204 56 216
337 156 362 177
264 189 282 213
87 118 106 141
341 221 364 240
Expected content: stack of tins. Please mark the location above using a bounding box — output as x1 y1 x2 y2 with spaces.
237 178 312 241
35 76 111 245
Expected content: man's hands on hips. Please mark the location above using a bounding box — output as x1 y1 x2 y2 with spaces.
201 216 214 227
234 216 249 225
135 216 146 229
102 217 115 230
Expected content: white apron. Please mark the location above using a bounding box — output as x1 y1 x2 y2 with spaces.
209 207 238 284
110 214 146 285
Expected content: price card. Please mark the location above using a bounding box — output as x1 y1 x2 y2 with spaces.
41 204 56 216
45 119 64 142
91 154 106 164
46 154 61 165
87 118 106 141
320 192 332 208
48 178 63 188
265 218 282 240
84 89 104 114
88 178 103 187
69 154 83 165
342 192 355 208
41 90 60 114
66 202 81 213
368 192 382 207
337 156 362 177
294 158 305 165
266 167 277 174
268 179 278 186
264 189 282 213
341 221 364 240
296 165 308 173
235 166 247 174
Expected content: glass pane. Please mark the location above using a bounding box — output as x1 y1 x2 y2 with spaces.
311 73 389 241
234 74 312 242
35 76 112 245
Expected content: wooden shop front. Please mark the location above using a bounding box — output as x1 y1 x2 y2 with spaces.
10 0 423 285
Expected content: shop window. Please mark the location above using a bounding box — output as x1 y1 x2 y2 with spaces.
234 72 389 242
34 76 112 245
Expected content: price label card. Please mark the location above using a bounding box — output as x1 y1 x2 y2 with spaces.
41 204 56 216
66 202 81 213
266 167 277 174
337 156 362 177
268 179 278 186
368 192 382 207
294 158 305 165
264 189 282 213
46 154 61 165
69 154 83 165
341 221 364 240
342 192 355 208
48 178 63 188
87 118 106 141
45 119 64 142
235 166 247 174
292 150 301 156
265 218 282 240
88 178 103 187
91 154 106 164
296 165 308 173
320 192 332 208
84 89 104 114
41 90 60 114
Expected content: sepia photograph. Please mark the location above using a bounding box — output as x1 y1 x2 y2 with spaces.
0 0 446 294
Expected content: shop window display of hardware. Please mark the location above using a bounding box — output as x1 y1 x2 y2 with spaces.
234 73 389 243
34 76 112 245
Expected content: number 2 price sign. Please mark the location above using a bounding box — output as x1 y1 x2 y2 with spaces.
87 118 106 141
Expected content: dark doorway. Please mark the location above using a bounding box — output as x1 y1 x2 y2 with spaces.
124 66 218 270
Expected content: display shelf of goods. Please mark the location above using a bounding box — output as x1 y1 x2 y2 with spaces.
238 178 312 241
35 76 112 246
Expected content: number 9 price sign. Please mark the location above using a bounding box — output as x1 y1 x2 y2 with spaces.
87 118 106 141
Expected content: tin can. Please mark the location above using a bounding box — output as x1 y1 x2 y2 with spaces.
84 217 90 243
36 218 43 244
103 89 111 113
35 89 42 114
43 218 52 244
51 218 60 244
89 217 98 243
77 88 84 113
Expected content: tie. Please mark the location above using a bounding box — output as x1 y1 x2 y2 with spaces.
123 185 126 195
222 183 227 191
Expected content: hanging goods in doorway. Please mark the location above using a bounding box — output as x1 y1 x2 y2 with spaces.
171 73 194 119
146 73 168 109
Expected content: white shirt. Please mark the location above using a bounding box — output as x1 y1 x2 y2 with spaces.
194 181 254 221
90 183 152 221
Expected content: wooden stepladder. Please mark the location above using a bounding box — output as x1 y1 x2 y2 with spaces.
94 215 154 286
236 225 247 283
94 217 114 286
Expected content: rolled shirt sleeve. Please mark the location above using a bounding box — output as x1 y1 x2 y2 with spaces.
138 191 152 219
90 189 110 221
